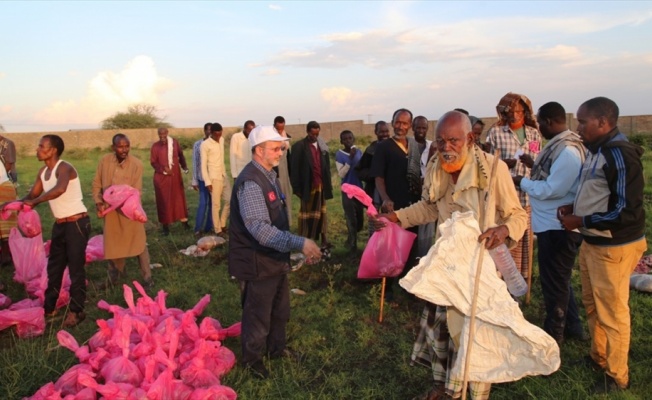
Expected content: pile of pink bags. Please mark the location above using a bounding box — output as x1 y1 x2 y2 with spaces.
99 185 147 223
0 203 105 338
341 183 416 279
27 282 240 400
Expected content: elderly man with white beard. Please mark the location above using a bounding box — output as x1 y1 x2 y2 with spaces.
376 111 527 399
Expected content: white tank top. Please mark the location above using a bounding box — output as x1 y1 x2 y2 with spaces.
40 160 87 219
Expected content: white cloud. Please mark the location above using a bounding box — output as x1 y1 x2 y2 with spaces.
258 11 652 71
320 87 354 108
262 69 280 76
36 56 173 126
269 4 281 11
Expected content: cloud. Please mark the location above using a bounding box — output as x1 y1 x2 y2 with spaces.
36 55 173 126
258 11 651 71
269 4 281 11
321 87 354 108
262 68 281 76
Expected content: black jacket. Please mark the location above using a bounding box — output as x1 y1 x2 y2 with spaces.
290 137 333 200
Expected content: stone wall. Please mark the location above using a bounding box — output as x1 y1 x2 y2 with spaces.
4 113 652 152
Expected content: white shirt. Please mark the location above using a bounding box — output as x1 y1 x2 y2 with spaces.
229 131 251 178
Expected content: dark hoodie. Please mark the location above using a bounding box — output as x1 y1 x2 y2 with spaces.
574 128 646 245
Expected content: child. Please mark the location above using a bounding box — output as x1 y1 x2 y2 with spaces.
335 130 364 251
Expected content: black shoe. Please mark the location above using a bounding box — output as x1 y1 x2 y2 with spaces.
565 329 590 342
270 347 303 362
161 225 170 236
182 221 191 230
246 361 269 379
592 374 629 394
143 279 154 291
63 311 86 328
571 355 603 372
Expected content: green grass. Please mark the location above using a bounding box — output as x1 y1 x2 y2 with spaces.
0 138 651 399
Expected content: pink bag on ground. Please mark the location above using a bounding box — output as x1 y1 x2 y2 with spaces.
85 235 104 263
358 218 417 279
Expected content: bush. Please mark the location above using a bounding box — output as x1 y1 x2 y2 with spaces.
101 104 173 130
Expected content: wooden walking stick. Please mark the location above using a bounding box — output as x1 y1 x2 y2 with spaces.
379 277 386 323
461 150 501 400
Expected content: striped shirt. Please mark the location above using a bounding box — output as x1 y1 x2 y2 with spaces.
191 139 204 186
237 160 305 253
486 124 542 207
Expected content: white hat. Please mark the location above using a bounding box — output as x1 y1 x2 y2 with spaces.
248 125 290 148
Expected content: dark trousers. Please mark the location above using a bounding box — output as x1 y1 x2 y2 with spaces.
341 193 363 248
241 274 290 366
537 229 583 340
44 217 91 314
194 180 213 233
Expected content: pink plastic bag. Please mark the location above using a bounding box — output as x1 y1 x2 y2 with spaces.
0 306 45 338
341 183 378 216
528 140 540 154
85 235 104 263
0 200 22 221
0 293 11 309
8 228 47 285
122 193 148 223
358 218 417 279
101 184 147 223
18 207 42 238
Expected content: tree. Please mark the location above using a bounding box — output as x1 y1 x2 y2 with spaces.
101 104 173 130
0 123 5 132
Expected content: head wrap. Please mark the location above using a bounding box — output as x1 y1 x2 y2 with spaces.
495 92 538 129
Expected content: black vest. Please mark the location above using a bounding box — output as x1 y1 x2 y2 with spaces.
228 162 291 280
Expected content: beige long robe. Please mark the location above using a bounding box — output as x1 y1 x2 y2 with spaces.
92 154 147 259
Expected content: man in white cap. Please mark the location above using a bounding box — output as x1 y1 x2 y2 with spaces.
228 126 322 380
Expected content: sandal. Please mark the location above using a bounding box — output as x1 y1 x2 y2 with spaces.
63 311 86 328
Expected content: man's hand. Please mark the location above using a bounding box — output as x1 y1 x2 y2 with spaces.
302 239 322 265
513 176 523 187
478 225 510 249
95 202 108 218
349 146 357 158
23 199 35 208
519 154 534 169
381 199 394 213
192 184 199 191
503 158 517 169
206 185 213 193
163 166 172 175
560 214 583 231
369 212 398 231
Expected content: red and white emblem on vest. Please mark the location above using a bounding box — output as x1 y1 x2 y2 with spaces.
267 191 277 202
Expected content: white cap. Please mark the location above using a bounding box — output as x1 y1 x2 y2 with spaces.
248 125 290 148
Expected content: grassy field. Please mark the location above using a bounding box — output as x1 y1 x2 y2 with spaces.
0 135 651 400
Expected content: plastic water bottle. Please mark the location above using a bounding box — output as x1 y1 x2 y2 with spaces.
488 244 528 297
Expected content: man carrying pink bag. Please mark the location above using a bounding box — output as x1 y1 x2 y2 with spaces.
92 134 153 291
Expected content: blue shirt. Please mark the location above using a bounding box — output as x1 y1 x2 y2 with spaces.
191 139 204 185
335 148 363 187
520 146 582 233
237 160 305 253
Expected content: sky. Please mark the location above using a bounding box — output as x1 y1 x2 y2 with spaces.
1 1 651 133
